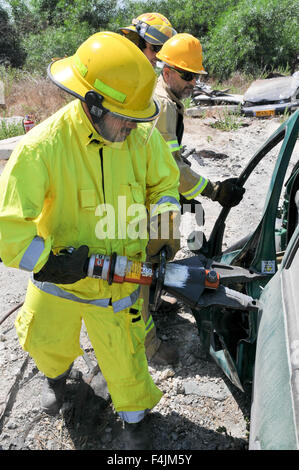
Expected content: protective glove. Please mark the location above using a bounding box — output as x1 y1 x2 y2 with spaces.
211 178 245 207
34 245 89 284
146 212 180 264
179 194 205 224
147 239 180 264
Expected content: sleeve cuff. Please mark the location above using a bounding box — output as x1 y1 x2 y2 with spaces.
181 176 209 199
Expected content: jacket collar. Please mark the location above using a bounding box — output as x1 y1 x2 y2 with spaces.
74 99 110 147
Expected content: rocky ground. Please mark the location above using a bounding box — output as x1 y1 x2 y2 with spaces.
0 110 298 452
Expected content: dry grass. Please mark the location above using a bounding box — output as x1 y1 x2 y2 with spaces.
201 71 253 95
3 73 71 124
1 70 253 126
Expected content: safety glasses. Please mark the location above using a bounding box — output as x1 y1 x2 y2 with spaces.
150 44 162 53
168 66 199 82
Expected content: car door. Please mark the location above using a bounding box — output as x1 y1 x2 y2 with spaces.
190 109 299 391
249 223 299 449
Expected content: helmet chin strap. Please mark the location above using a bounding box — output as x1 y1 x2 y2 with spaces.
84 91 106 127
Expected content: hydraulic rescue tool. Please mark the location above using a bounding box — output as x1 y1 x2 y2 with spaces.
87 251 220 289
0 248 263 326
86 249 263 313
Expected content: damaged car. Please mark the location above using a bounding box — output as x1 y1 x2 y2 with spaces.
190 81 243 115
242 72 299 117
160 109 299 449
190 73 299 118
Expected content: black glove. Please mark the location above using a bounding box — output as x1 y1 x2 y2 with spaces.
179 194 205 224
180 194 197 213
213 178 245 207
147 242 179 264
34 245 89 284
147 212 180 263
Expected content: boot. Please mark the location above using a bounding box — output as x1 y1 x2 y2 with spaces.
150 341 179 366
40 365 72 415
123 417 152 450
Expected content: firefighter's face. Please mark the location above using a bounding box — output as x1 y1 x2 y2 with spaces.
164 67 197 100
98 113 137 142
143 42 162 67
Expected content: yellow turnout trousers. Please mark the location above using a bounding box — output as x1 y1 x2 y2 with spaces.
141 284 161 359
15 280 163 420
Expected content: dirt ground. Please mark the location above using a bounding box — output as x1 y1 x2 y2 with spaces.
0 110 298 452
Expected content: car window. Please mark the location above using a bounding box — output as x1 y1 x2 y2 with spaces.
222 136 285 251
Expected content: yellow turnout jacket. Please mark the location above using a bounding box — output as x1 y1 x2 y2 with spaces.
155 74 209 199
0 99 180 312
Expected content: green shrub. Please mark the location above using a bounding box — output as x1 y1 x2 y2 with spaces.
0 119 25 140
0 5 26 67
205 0 299 79
209 107 245 132
22 23 95 74
113 0 239 38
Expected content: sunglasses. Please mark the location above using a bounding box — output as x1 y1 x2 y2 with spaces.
150 44 162 53
169 66 199 82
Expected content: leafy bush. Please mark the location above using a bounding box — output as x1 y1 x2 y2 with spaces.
22 23 94 74
205 0 299 79
5 0 119 72
2 0 298 80
0 6 26 67
113 0 239 38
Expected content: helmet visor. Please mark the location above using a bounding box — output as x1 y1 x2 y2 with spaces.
133 20 177 45
95 104 160 150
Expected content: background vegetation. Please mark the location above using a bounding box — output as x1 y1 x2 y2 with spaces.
0 0 298 132
0 0 298 78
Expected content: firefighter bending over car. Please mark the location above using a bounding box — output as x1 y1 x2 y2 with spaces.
155 33 245 208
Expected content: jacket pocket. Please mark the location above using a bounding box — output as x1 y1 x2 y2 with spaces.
79 189 97 210
119 183 147 259
119 183 145 209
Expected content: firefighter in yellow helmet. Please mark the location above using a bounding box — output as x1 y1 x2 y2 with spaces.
119 12 177 67
0 31 181 450
155 33 245 207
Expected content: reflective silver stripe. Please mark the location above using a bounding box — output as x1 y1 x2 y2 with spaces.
32 277 140 313
19 236 45 271
167 140 180 152
181 176 208 199
150 196 180 218
32 278 111 308
112 286 141 313
118 409 150 423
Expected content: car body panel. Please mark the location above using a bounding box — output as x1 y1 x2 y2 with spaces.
249 224 299 450
244 75 299 104
191 74 299 116
190 109 299 449
242 74 299 116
